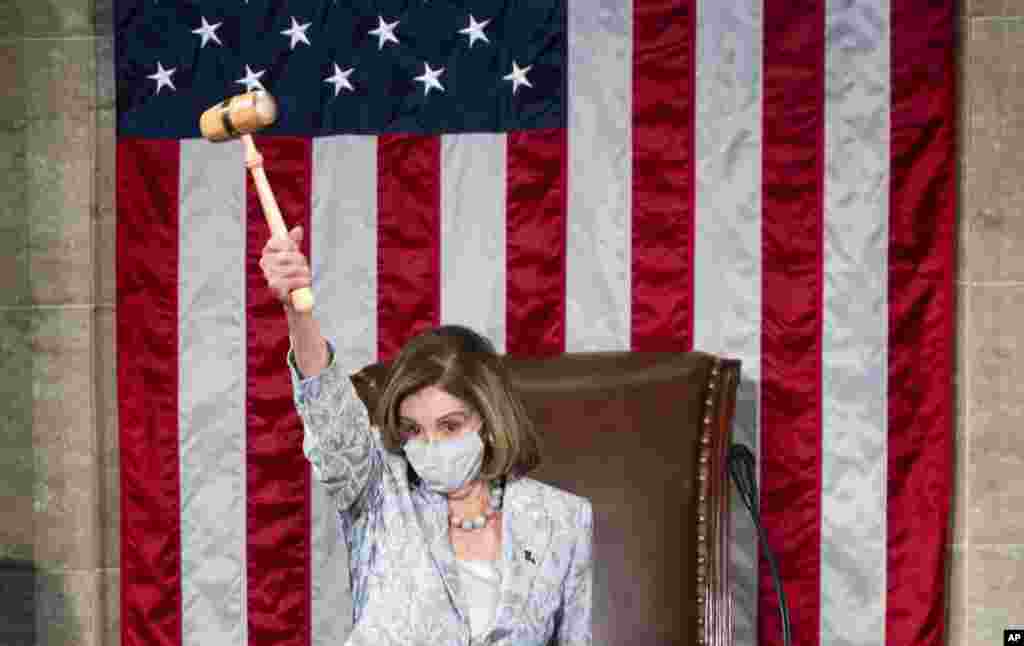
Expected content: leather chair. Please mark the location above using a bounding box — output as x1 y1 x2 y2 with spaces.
352 351 739 646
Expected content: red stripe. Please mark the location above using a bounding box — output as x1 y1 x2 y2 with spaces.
245 136 312 646
887 2 957 645
759 4 825 646
631 0 696 352
377 135 442 361
117 138 182 646
506 128 567 357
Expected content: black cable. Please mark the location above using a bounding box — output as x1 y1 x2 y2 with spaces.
727 443 791 646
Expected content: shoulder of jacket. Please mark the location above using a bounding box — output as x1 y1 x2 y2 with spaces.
516 476 591 517
368 426 415 485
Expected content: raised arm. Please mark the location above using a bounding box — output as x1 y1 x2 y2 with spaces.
288 344 382 517
262 227 382 517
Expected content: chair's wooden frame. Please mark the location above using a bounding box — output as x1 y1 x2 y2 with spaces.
699 358 740 646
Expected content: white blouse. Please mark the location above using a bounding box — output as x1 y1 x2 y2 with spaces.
455 557 502 637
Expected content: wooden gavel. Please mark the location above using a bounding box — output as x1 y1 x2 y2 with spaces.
199 91 314 313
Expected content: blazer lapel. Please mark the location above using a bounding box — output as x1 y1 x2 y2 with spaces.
414 486 470 627
493 478 553 632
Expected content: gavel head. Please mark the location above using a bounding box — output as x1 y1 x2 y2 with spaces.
199 91 277 142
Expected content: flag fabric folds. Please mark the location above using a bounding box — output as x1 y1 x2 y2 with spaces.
115 1 955 646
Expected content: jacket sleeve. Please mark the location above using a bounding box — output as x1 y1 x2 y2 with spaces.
555 499 594 646
288 341 383 519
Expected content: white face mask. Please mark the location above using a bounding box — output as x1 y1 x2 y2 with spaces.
404 429 485 493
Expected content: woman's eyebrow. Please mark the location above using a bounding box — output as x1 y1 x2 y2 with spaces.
436 410 470 422
398 410 469 424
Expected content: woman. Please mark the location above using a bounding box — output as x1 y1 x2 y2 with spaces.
260 226 593 646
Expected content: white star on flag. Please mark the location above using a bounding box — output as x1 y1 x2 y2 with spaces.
147 61 176 94
503 61 533 95
281 16 312 49
413 62 445 95
324 63 355 96
236 65 266 92
458 15 490 47
191 16 223 48
369 16 400 50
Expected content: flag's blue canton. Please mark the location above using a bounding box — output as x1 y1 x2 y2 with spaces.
116 1 566 138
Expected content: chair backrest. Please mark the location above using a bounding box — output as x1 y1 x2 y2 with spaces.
351 351 739 646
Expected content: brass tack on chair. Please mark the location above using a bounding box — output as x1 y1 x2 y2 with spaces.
703 415 711 425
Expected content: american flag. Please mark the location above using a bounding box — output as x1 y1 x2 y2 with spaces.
115 1 956 646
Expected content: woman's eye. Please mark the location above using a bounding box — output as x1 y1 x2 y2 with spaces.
402 426 420 438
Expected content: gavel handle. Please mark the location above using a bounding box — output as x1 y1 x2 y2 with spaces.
242 134 315 313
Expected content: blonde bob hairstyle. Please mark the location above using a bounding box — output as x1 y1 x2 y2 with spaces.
375 325 541 483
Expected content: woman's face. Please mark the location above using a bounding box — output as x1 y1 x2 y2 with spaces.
398 385 481 444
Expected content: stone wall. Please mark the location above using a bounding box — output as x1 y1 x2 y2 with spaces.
950 1 1024 644
0 1 117 644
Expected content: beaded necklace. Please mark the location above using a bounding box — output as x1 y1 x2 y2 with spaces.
448 479 504 531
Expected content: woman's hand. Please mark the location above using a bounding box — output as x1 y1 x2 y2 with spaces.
259 226 311 310
260 225 327 376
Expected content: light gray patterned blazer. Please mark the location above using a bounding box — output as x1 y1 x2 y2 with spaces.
290 351 593 646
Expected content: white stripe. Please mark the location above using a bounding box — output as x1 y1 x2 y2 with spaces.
178 138 247 646
693 2 763 644
440 134 507 353
565 0 632 352
821 1 889 644
310 135 379 646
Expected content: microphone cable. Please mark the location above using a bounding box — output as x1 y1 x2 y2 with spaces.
727 443 792 646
